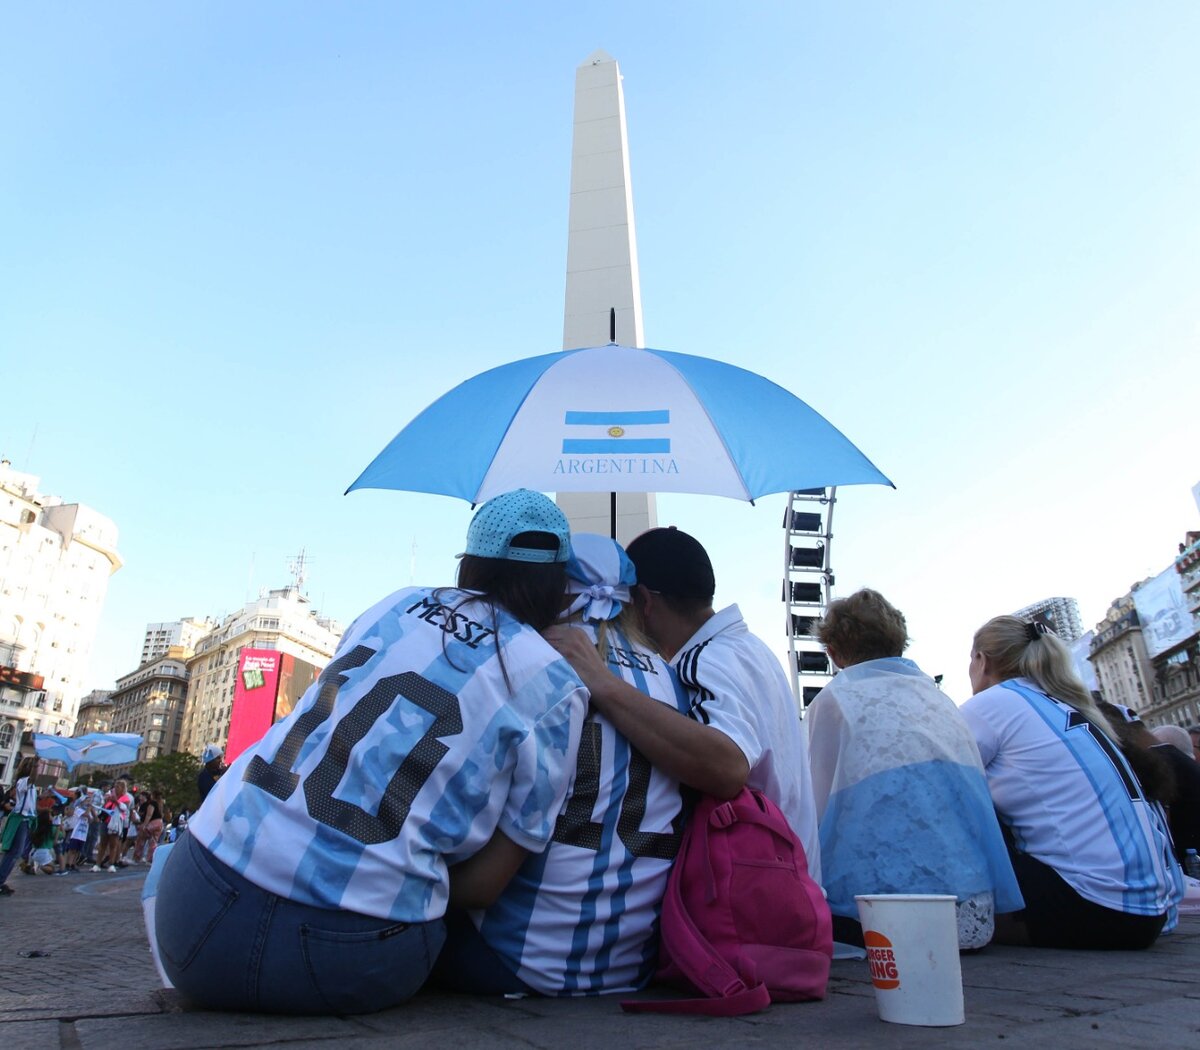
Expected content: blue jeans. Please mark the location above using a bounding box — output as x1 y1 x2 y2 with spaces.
155 832 446 1014
0 819 32 886
84 819 100 862
433 910 534 995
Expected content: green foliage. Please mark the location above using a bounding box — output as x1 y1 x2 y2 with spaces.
130 751 202 813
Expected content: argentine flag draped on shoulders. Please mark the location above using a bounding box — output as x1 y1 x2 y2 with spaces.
807 657 1023 919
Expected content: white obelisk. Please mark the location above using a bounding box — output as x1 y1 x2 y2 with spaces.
556 50 657 545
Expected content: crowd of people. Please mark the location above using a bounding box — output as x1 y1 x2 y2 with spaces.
0 769 187 893
4 487 1198 1014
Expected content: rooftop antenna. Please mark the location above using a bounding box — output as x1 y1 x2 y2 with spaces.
23 424 38 470
287 549 309 594
609 306 616 343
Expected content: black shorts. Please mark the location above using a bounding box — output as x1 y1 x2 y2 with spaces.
1006 844 1166 950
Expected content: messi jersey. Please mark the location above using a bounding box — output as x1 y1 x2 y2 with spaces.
475 624 689 995
961 678 1183 922
187 587 587 923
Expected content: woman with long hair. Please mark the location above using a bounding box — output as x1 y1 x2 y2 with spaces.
0 755 40 895
24 809 57 875
133 789 166 864
961 615 1182 949
153 490 587 1013
93 779 131 873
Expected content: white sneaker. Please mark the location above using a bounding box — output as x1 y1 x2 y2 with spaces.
106 865 117 873
91 865 102 872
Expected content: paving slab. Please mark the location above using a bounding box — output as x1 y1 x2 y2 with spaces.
4 1020 63 1050
2 864 1197 1049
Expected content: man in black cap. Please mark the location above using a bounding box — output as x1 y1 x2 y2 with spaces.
545 526 820 877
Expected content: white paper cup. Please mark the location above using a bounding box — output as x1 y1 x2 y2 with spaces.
854 894 964 1027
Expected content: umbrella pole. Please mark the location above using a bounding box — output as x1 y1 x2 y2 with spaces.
609 307 617 539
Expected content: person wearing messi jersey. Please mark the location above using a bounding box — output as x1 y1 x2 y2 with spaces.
545 525 820 882
153 490 588 1014
436 534 690 995
961 615 1183 950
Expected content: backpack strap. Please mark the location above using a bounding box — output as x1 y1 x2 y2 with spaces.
622 981 771 1017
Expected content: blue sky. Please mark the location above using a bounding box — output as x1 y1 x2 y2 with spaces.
3 3 1197 701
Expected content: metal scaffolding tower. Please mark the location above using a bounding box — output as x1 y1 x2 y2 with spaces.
783 487 837 716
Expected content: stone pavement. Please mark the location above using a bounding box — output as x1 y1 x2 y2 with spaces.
1 866 1198 1050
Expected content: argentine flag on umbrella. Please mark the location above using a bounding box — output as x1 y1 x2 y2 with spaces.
348 343 892 504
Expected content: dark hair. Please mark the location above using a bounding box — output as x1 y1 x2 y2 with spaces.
625 527 715 605
817 589 908 665
455 532 567 633
15 755 39 781
34 808 53 845
447 531 568 693
1096 702 1176 805
642 589 712 619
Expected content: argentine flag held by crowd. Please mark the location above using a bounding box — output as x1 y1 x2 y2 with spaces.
33 732 143 771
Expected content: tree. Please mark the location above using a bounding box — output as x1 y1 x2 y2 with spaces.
130 751 202 813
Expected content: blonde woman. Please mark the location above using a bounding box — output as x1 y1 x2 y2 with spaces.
93 779 131 873
961 616 1182 949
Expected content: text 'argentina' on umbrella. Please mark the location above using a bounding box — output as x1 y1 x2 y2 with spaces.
345 343 893 507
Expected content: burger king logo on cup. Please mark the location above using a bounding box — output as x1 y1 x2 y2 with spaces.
864 930 900 990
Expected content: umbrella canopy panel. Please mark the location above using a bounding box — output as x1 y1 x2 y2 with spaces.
348 344 892 504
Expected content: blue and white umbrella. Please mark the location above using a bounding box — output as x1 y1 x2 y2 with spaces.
347 344 892 503
33 732 142 772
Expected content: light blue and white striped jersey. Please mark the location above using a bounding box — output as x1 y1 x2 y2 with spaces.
474 622 689 995
187 587 587 924
961 678 1183 923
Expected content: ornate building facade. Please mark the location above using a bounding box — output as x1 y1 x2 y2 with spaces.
1089 593 1156 714
109 650 192 762
178 586 341 758
0 462 122 783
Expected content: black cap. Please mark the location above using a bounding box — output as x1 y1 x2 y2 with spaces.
625 527 715 602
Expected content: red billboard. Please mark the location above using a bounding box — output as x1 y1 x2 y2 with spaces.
225 650 322 763
226 650 282 763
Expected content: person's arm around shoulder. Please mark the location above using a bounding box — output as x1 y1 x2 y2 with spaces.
544 625 749 799
448 829 529 909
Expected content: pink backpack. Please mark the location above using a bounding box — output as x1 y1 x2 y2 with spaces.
622 788 832 1017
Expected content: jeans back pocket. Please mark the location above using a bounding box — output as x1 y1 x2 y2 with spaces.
156 836 240 973
299 919 444 1014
